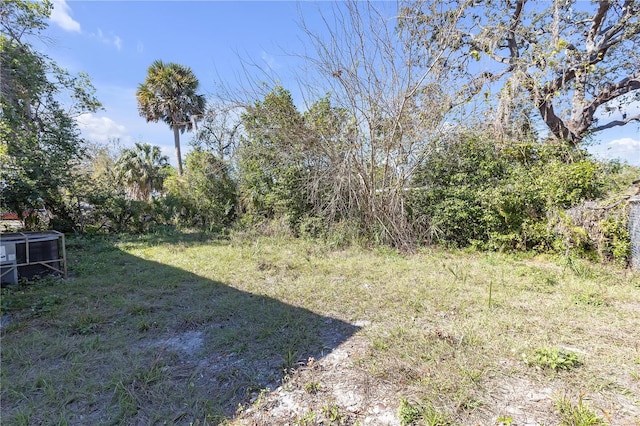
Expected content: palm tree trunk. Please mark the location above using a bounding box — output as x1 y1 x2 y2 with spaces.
173 125 183 176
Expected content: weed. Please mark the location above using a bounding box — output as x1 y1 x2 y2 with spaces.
251 388 270 406
129 304 154 316
462 368 485 384
322 403 343 423
421 404 453 426
12 410 32 426
281 370 292 386
555 393 606 426
113 380 140 419
71 313 103 335
295 409 316 425
444 262 469 285
525 348 583 371
496 415 514 425
283 349 298 370
398 397 451 426
304 381 321 394
136 320 158 333
372 337 390 351
566 257 595 279
1 285 63 316
29 294 63 316
398 398 422 425
113 360 167 420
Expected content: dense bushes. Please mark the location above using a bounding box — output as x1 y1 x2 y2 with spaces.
407 134 631 262
164 149 237 231
408 135 508 247
86 132 631 264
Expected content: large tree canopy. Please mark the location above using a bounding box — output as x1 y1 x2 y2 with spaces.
1 0 101 226
136 60 205 176
401 0 640 145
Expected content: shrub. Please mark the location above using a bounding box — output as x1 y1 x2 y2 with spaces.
164 150 237 231
408 134 613 255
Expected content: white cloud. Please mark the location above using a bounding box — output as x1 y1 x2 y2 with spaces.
92 28 123 51
77 113 129 144
589 137 640 166
610 137 640 149
50 0 81 33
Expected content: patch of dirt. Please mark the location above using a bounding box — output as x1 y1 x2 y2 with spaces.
474 375 558 425
160 330 204 356
231 333 403 426
477 371 640 426
229 339 562 425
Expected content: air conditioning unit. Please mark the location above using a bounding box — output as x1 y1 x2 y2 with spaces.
0 231 67 286
0 242 18 285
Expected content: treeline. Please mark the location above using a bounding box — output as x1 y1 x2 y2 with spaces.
20 85 636 266
1 0 638 265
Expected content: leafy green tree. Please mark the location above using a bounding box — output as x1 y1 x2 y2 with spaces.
136 60 205 176
238 86 384 235
182 149 236 229
115 142 170 201
1 0 101 229
80 141 158 234
239 86 309 222
162 149 236 231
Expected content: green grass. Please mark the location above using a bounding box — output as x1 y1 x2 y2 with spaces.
1 231 639 424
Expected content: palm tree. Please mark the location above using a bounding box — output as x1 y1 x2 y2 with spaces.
115 142 169 201
136 60 205 176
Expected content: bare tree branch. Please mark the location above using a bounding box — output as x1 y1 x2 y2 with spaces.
578 71 640 135
589 114 640 133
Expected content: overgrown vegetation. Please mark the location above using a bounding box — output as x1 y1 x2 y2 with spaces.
2 0 638 265
398 397 452 426
524 348 583 372
407 134 634 263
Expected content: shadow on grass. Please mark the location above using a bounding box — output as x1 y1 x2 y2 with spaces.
0 234 360 425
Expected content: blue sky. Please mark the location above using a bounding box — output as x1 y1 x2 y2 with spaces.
43 0 639 166
43 1 317 161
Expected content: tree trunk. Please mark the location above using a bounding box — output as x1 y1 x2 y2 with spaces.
173 125 183 176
